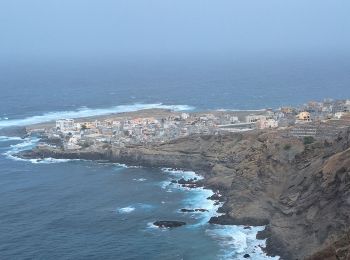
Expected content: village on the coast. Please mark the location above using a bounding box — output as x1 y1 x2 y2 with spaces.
31 99 350 150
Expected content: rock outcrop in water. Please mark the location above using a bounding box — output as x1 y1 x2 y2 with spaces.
153 221 186 228
0 126 28 138
18 128 350 259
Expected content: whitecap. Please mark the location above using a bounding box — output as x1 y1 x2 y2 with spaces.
146 222 158 229
2 137 77 164
117 206 135 214
161 167 277 259
115 163 142 169
0 136 23 142
206 225 279 260
30 158 74 164
133 178 147 182
161 168 203 180
0 103 195 129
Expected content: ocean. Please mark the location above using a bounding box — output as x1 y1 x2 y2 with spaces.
1 54 350 259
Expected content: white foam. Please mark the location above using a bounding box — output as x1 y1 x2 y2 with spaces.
161 168 219 224
0 136 23 142
206 225 279 260
114 163 129 168
115 163 142 169
2 137 78 164
160 167 277 259
162 168 203 180
30 158 74 164
0 103 194 129
147 222 158 229
117 206 135 214
117 203 154 214
133 178 147 182
2 137 39 161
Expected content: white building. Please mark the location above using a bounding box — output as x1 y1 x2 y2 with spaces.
256 119 278 129
181 113 190 120
246 115 266 123
56 119 75 131
334 112 345 119
296 112 311 123
229 116 239 123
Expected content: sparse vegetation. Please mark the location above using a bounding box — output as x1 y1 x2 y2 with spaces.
303 136 315 145
102 143 111 149
80 141 91 148
283 144 292 150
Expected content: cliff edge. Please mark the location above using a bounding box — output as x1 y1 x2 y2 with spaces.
19 129 350 259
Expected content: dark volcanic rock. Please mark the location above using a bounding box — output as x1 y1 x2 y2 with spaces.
207 193 225 202
177 178 202 188
180 209 195 212
177 178 195 184
256 226 270 240
153 221 186 228
39 136 63 147
0 126 27 138
19 128 350 259
209 215 269 226
180 208 208 213
194 208 208 212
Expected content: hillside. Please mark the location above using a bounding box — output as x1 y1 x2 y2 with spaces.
19 128 350 259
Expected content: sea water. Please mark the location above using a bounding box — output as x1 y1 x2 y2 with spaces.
0 138 277 260
1 55 350 259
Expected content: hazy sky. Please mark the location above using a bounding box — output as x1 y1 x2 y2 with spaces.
0 0 349 59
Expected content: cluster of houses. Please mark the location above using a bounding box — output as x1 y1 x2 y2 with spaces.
48 99 350 149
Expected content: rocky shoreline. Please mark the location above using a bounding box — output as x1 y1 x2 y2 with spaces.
17 128 350 259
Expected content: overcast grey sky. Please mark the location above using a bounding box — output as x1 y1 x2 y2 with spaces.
0 0 349 59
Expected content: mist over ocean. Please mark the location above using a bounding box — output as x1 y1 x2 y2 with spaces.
1 54 350 259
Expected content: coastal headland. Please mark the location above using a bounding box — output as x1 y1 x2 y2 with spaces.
15 102 350 259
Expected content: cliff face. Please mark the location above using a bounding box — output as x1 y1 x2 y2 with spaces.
19 129 350 259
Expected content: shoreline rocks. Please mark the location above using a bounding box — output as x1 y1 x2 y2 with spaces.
180 208 209 213
0 126 28 138
153 221 186 228
15 129 350 260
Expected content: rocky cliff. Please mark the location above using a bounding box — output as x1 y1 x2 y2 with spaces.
19 129 350 259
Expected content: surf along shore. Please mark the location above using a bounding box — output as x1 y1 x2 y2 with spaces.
13 108 350 259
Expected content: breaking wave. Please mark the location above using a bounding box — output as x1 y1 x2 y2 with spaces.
0 103 194 129
0 136 23 142
206 225 279 260
117 203 154 214
2 137 78 164
160 168 277 259
117 206 136 214
114 163 142 169
161 168 204 181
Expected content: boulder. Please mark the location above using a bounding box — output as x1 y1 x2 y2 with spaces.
153 220 186 228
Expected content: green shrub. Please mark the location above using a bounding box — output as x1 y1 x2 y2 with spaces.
303 136 315 145
80 142 91 148
283 144 292 150
102 143 111 149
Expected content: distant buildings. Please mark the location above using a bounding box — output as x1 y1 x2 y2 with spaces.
290 125 317 137
296 112 311 123
56 119 74 132
246 115 266 123
49 98 350 149
256 119 278 129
